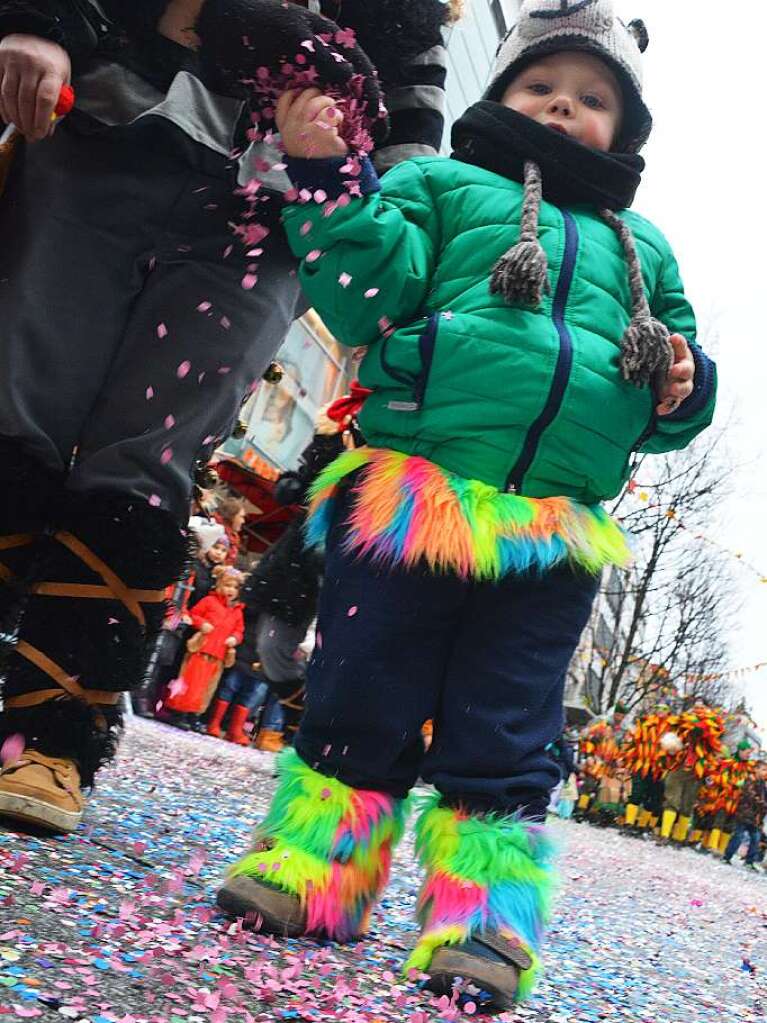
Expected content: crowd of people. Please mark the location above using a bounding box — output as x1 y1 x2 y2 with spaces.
0 0 722 1012
553 703 767 870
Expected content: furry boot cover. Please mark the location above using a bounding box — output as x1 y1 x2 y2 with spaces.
404 796 556 1000
0 697 121 789
229 748 408 941
0 437 65 636
1 493 191 782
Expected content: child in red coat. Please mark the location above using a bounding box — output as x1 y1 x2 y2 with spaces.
165 566 245 727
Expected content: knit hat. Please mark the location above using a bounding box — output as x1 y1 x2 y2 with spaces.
189 516 228 555
484 0 672 389
485 0 651 154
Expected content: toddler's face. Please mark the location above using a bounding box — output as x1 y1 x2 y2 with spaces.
207 541 228 565
218 578 240 603
501 51 623 152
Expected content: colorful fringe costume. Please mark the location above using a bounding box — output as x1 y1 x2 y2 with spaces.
306 448 631 581
228 749 408 941
404 796 555 1000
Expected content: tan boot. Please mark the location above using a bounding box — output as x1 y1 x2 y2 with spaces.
0 750 84 833
255 729 284 753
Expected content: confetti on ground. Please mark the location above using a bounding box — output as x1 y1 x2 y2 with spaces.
1 718 765 1021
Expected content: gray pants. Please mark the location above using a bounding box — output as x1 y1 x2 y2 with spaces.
0 119 302 520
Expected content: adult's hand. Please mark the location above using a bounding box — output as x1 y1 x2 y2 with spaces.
0 34 71 141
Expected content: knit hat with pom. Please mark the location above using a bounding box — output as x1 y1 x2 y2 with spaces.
189 517 229 555
485 0 651 154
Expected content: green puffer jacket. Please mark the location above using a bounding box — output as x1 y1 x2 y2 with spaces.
283 157 716 504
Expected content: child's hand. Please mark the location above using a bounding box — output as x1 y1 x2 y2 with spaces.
200 622 214 634
275 88 348 159
225 636 238 648
656 334 695 416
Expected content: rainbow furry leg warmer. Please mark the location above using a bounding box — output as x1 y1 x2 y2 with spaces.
404 796 556 1000
228 749 408 941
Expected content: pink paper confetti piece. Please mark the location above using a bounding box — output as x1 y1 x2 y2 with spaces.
306 249 322 263
160 447 173 465
241 272 259 290
148 494 162 508
0 733 25 766
364 288 379 298
156 323 168 339
145 386 154 400
338 272 352 288
177 360 191 378
347 605 358 617
197 301 212 312
164 414 175 430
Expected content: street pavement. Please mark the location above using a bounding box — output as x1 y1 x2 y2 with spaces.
0 719 765 1022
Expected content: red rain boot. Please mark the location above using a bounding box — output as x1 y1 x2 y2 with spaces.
226 704 252 746
207 699 230 738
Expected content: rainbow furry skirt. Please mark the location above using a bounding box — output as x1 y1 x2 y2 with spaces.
306 447 631 580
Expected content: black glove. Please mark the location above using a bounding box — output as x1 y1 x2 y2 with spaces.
331 0 449 87
196 0 388 150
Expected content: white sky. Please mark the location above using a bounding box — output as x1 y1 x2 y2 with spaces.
613 1 767 731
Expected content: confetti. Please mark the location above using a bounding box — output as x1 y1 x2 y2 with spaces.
0 721 762 1023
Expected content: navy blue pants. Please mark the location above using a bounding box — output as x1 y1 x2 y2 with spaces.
295 501 599 816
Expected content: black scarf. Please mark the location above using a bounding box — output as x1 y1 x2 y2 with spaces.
451 101 644 211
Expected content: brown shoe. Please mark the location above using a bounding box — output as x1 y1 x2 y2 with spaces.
255 729 284 753
216 873 306 936
0 749 85 833
425 933 533 1012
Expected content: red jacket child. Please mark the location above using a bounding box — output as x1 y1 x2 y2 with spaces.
165 568 245 716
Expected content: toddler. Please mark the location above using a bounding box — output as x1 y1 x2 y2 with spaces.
217 0 716 1009
165 566 245 727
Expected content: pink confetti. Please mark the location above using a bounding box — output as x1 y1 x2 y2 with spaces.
306 249 322 263
148 494 162 508
164 414 175 430
197 301 212 312
338 272 352 288
156 323 168 339
145 386 154 400
0 733 24 766
160 447 173 465
364 288 379 298
347 606 358 617
241 272 259 290
177 360 191 379
300 221 313 237
314 189 327 203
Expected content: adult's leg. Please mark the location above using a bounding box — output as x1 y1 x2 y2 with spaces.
1 124 303 829
745 825 761 866
724 824 747 863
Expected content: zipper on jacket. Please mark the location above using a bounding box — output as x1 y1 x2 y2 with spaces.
505 210 579 494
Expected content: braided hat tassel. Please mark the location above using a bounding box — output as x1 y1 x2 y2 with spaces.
491 161 550 306
599 208 673 388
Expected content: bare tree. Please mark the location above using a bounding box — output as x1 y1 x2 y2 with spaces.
568 421 742 716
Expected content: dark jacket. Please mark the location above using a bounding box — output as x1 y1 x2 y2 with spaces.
189 557 215 609
737 777 767 828
244 430 346 628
